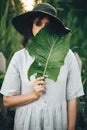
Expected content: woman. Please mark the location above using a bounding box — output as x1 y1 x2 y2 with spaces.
0 3 84 130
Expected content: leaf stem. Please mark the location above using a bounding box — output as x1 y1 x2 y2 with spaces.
43 39 57 76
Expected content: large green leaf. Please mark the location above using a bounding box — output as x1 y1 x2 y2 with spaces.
27 24 71 81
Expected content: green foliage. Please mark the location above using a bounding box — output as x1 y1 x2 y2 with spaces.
0 74 4 88
43 0 87 128
0 0 23 66
76 100 86 130
27 24 70 81
0 74 4 98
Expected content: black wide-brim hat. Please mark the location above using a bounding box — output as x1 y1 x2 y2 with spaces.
12 3 71 36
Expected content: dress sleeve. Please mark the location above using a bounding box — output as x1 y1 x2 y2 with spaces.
66 50 84 100
0 52 21 96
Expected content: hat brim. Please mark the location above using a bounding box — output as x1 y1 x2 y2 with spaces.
12 10 71 36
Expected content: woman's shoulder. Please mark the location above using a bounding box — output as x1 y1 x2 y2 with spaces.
9 48 28 65
14 48 27 56
64 49 78 68
65 49 76 62
12 48 34 65
67 49 75 57
12 48 28 60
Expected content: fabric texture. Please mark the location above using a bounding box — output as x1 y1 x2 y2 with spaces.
0 48 84 130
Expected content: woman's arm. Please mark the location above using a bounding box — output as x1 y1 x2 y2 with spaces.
3 77 46 107
3 91 41 107
67 98 77 130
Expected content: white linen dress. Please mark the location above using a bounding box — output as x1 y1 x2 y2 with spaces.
0 48 84 130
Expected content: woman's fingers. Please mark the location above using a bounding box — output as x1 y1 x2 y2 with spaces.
34 77 46 94
36 77 44 81
36 80 46 85
35 85 46 92
34 77 46 86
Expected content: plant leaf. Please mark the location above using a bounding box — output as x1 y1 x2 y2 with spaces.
27 24 71 81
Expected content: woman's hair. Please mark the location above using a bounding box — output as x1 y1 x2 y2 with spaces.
23 20 33 47
23 14 50 47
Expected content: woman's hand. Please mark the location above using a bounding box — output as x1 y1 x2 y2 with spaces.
3 77 46 107
34 77 46 98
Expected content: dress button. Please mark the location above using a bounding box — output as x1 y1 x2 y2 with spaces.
44 100 47 103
